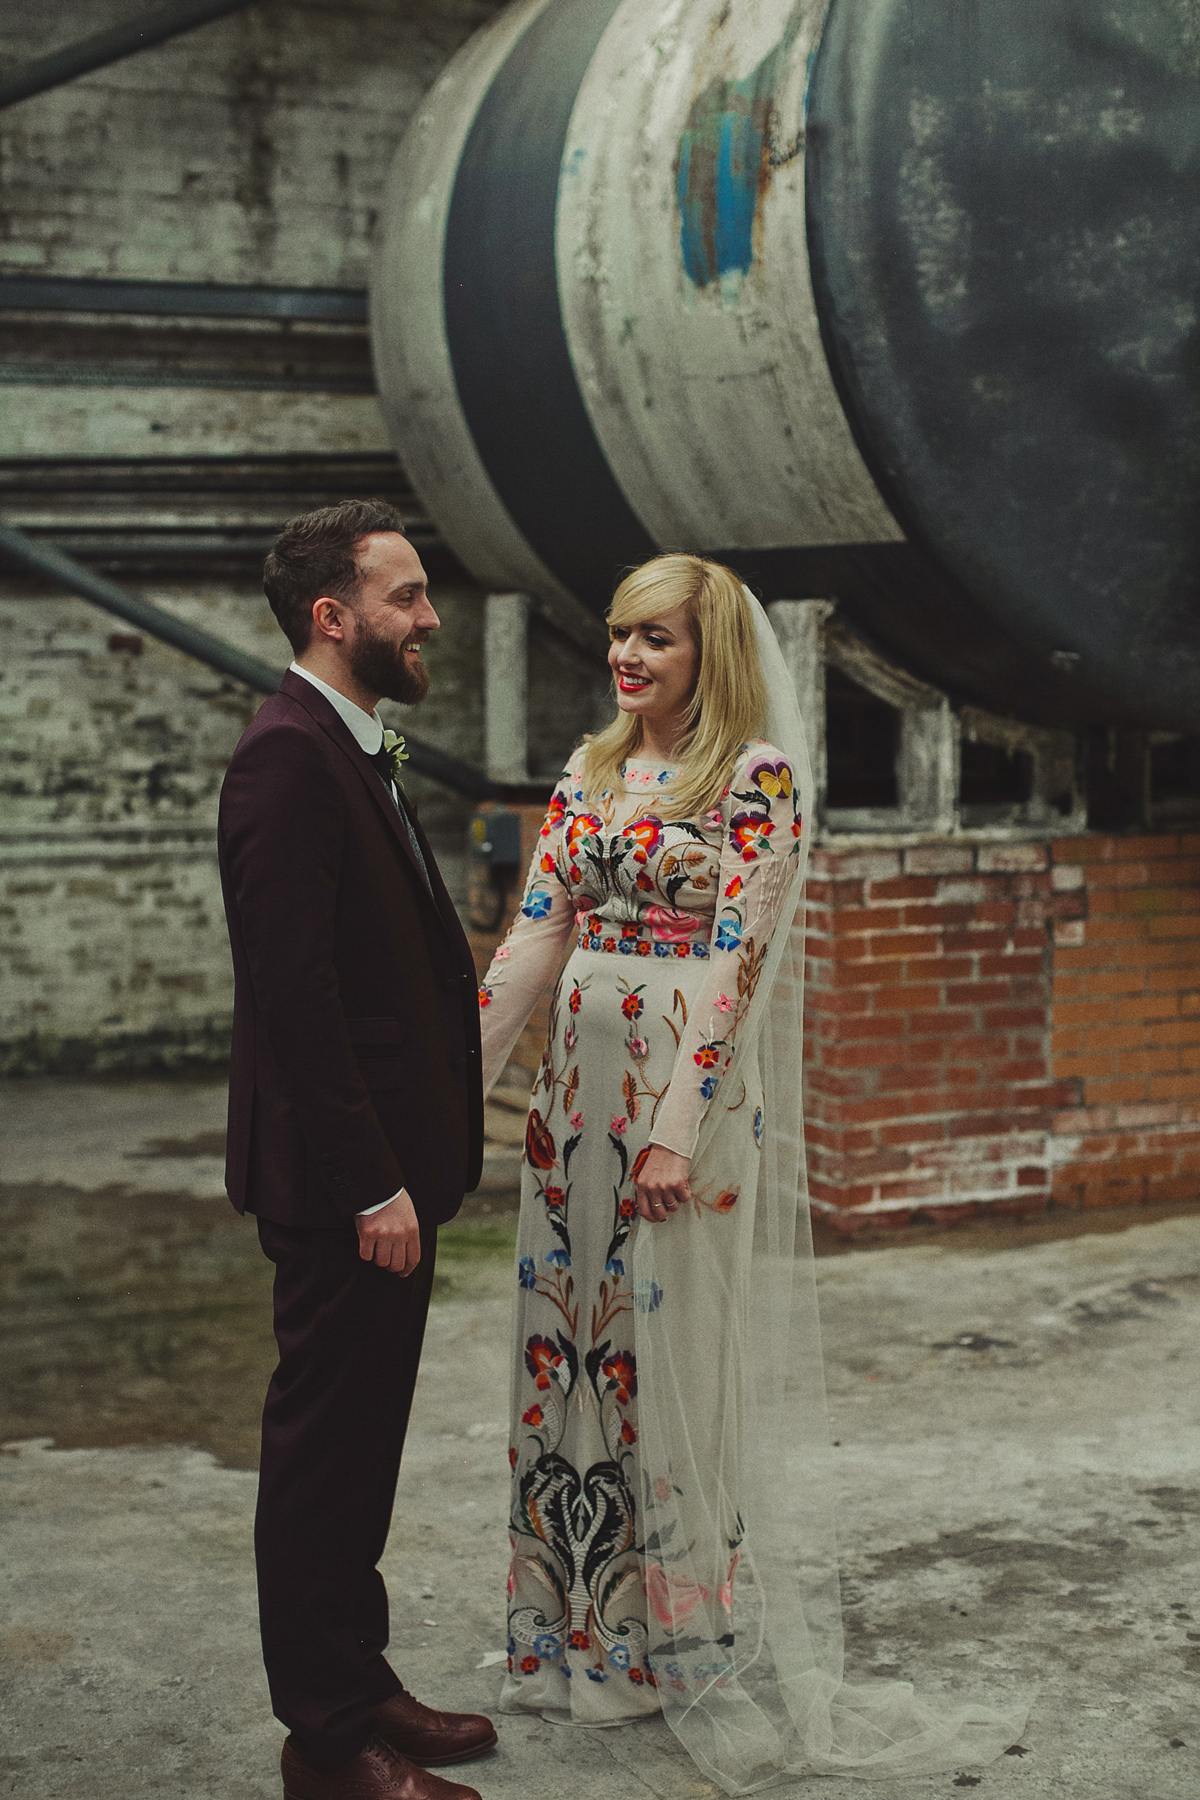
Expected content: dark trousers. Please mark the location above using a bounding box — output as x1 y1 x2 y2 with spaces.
254 1216 437 1770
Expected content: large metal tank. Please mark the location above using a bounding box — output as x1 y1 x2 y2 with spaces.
371 0 1200 730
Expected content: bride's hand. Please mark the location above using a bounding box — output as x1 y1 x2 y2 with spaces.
635 1146 691 1223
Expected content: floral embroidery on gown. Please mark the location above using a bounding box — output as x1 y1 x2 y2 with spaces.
478 742 802 1725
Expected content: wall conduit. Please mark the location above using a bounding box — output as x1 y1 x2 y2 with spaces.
0 521 539 803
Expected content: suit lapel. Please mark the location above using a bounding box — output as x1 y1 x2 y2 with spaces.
397 786 470 942
279 672 452 935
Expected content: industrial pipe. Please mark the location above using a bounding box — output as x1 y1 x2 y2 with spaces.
0 0 258 112
0 274 367 323
0 522 536 803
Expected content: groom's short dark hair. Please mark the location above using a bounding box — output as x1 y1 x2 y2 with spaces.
263 498 407 652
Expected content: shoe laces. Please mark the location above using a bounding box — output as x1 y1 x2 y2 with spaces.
366 1733 408 1771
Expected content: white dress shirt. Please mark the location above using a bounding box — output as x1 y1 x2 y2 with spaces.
290 661 395 790
289 661 401 1219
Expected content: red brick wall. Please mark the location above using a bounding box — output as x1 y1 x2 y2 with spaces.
804 833 1199 1228
1050 834 1200 1209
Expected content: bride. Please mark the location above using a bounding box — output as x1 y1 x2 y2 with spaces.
477 555 1024 1792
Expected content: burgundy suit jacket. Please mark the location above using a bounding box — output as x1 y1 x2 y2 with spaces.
217 670 483 1230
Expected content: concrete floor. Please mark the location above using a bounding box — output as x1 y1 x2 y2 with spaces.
2 1080 1199 1800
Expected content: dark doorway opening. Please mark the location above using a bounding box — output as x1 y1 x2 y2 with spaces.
1151 734 1200 821
825 666 900 809
959 738 1035 808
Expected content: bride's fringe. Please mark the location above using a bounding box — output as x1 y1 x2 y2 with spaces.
582 555 769 820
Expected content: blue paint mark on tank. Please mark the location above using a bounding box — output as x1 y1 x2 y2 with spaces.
678 84 771 287
714 109 765 279
677 137 701 282
676 23 801 289
803 44 817 116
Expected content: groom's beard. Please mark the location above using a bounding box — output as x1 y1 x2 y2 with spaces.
349 620 430 705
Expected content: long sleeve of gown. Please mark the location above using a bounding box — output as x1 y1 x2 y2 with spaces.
478 756 580 1097
651 744 803 1159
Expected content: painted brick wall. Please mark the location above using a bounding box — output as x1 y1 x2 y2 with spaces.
0 576 488 1071
0 0 501 290
804 834 1199 1227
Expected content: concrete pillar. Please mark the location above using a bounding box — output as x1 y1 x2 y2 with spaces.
484 591 530 783
900 700 958 834
767 598 834 814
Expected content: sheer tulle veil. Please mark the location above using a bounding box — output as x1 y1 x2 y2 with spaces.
630 594 1028 1791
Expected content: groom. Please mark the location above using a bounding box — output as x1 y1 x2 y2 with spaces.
218 500 493 1800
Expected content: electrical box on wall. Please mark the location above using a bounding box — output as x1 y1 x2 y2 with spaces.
468 806 524 933
470 807 522 870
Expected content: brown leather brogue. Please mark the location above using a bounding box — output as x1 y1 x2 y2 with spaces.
281 1735 482 1800
370 1688 498 1767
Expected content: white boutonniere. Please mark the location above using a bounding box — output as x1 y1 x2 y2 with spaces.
382 729 409 786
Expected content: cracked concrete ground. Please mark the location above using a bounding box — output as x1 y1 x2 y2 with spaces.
2 1079 1199 1800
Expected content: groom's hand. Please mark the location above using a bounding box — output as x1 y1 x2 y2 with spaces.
355 1189 422 1276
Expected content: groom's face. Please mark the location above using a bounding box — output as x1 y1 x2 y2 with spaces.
343 531 439 706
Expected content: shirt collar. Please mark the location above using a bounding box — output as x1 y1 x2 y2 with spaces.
289 662 384 756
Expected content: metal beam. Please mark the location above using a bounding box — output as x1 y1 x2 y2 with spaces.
0 275 368 324
0 0 258 112
0 521 541 803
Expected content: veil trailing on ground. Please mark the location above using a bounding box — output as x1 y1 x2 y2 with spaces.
630 595 1027 1792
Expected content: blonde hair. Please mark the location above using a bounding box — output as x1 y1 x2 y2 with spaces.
582 554 768 819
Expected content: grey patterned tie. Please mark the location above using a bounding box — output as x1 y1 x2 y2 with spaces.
367 746 433 894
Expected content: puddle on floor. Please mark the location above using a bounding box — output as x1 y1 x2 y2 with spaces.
7 1166 1193 1471
0 1182 516 1469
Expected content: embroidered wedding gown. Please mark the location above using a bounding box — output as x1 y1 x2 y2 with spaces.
480 739 801 1716
478 604 1026 1793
